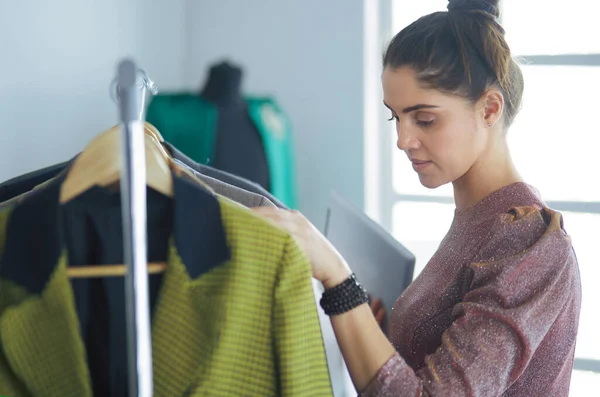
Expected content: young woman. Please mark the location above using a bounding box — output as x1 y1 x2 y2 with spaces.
254 0 581 395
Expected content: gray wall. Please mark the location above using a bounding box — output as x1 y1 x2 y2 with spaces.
0 0 187 182
0 0 367 227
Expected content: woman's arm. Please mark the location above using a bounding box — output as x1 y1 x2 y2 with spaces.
330 301 398 391
322 265 397 391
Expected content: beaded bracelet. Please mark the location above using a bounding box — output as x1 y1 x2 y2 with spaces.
319 273 369 316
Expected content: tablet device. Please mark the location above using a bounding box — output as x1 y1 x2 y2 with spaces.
324 191 416 335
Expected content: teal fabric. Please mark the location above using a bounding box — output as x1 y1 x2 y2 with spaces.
146 95 218 166
147 94 298 209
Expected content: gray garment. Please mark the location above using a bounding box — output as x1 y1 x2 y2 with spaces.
163 142 287 209
172 158 276 208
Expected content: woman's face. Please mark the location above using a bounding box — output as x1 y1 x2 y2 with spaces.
382 67 490 189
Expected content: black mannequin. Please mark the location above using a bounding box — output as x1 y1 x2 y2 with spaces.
200 61 271 191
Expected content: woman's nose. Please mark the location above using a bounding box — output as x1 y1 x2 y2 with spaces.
396 125 420 151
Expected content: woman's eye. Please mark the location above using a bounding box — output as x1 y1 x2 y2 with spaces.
415 114 435 127
388 115 399 122
416 119 434 127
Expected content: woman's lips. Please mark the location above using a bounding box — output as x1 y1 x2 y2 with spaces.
410 159 432 171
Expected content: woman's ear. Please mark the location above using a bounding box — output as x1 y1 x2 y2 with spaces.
480 89 504 128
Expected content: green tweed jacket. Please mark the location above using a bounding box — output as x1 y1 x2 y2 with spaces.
0 172 332 396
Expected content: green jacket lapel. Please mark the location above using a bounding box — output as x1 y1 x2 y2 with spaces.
0 254 92 397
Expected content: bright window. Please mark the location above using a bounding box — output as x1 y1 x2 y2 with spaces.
387 1 600 394
502 1 600 55
508 65 600 202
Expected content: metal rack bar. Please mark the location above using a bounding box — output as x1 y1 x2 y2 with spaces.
117 59 154 397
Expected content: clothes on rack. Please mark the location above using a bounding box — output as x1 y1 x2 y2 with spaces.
0 162 66 203
166 141 285 208
0 146 356 396
172 157 276 209
0 139 285 210
65 185 174 397
0 145 348 397
146 94 298 209
0 168 332 397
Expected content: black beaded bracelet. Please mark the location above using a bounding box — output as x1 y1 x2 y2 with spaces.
319 273 369 316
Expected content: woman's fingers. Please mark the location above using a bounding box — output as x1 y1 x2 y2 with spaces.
252 207 350 285
251 207 281 219
251 207 287 226
370 298 386 328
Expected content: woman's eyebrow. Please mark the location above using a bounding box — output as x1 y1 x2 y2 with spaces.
383 102 439 114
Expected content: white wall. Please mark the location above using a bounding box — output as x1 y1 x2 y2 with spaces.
0 0 187 182
184 0 366 227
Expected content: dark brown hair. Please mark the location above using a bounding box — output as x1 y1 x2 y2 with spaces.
383 0 523 128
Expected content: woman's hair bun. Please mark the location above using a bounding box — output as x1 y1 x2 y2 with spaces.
447 0 500 19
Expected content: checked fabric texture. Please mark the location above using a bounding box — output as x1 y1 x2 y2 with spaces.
0 192 333 396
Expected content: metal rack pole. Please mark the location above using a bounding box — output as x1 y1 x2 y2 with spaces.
117 59 154 397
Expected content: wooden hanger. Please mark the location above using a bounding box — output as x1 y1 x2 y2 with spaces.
67 263 167 278
144 121 165 142
60 124 173 203
61 123 173 278
144 121 215 189
144 121 201 182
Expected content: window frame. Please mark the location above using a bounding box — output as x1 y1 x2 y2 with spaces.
367 0 600 374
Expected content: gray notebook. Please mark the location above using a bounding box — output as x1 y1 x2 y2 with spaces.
324 191 416 335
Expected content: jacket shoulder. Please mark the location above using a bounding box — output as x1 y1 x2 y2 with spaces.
216 196 310 276
217 195 290 247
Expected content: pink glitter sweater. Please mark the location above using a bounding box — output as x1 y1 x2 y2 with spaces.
361 183 581 396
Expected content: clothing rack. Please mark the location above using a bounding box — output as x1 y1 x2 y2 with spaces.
116 59 155 397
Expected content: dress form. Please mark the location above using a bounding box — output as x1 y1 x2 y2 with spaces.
200 61 270 191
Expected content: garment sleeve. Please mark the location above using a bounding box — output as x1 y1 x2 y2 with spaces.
273 235 333 396
360 207 580 397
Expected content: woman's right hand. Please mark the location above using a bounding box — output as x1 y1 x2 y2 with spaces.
252 207 388 327
251 207 352 289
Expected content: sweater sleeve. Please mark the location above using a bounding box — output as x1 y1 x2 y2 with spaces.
360 206 581 397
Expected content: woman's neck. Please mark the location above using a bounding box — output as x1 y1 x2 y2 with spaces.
452 140 523 210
